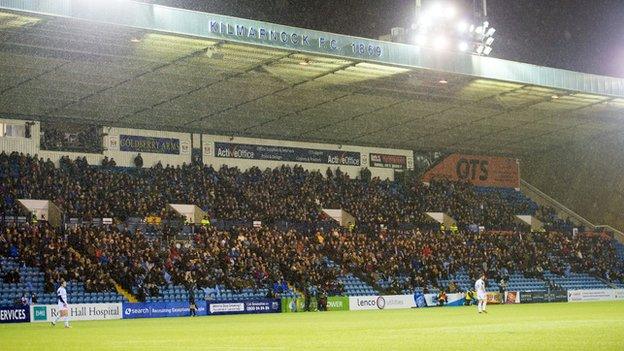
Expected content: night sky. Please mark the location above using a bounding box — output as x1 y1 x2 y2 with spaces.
144 0 624 78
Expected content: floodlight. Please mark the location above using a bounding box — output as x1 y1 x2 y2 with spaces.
485 37 494 46
457 21 469 32
475 26 483 34
433 35 448 50
419 15 432 29
430 3 443 16
483 46 493 55
458 42 469 52
415 34 427 46
476 45 485 55
444 5 456 19
486 27 496 37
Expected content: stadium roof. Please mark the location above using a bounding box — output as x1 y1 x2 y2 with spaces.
1 0 623 156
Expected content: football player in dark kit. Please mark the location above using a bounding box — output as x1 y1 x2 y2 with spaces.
187 279 197 317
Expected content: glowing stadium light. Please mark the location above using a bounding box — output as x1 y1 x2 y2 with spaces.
432 35 448 50
457 21 469 33
418 15 433 29
430 3 443 16
401 1 497 56
443 5 457 19
414 34 427 46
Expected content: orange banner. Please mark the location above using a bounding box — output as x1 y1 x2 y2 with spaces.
422 153 519 188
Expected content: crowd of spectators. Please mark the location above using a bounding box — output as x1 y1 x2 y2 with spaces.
0 223 114 293
43 224 343 300
2 221 622 299
1 152 536 230
321 227 624 293
3 152 623 300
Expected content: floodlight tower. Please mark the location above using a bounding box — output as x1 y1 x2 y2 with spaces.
411 0 495 56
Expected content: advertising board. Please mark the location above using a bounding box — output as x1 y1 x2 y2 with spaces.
119 135 180 154
214 142 361 166
422 153 519 188
369 153 407 169
282 296 349 312
567 289 624 302
30 303 122 323
349 295 415 311
0 306 29 323
123 301 207 319
206 299 281 315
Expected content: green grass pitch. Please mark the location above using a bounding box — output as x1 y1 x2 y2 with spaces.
2 302 623 350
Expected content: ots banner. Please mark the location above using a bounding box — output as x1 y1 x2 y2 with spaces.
567 289 624 302
0 306 29 323
214 142 361 166
369 153 407 169
422 153 520 188
123 301 207 319
206 299 281 315
282 296 349 312
349 295 415 311
119 135 180 154
30 303 122 322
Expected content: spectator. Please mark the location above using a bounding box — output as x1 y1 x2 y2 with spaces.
134 153 143 168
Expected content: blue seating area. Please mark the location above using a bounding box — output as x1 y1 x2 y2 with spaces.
615 242 624 261
505 273 548 291
474 187 538 215
145 284 296 302
0 257 126 305
544 271 610 290
338 274 377 296
324 259 377 296
437 271 500 293
377 271 548 295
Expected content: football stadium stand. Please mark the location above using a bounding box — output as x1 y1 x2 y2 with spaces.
2 154 623 305
0 0 624 312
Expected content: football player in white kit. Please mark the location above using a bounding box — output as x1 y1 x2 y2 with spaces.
51 280 71 328
475 274 487 314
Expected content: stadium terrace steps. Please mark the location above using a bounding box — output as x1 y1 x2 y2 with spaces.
324 258 378 296
114 282 138 303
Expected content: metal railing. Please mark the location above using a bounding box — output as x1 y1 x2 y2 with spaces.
520 178 624 242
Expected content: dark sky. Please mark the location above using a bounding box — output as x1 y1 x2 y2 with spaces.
145 0 624 78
